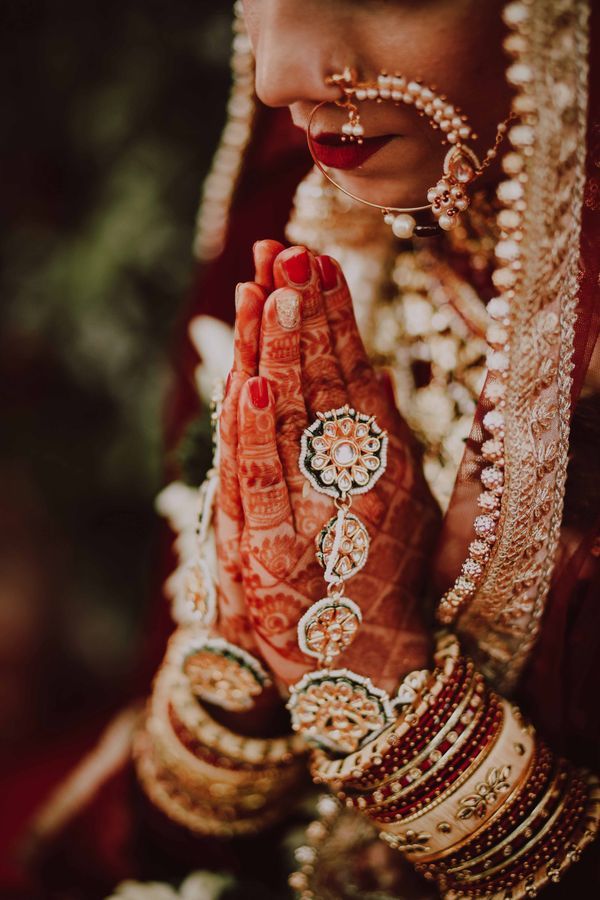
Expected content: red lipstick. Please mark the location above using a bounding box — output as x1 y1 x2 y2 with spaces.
311 132 394 170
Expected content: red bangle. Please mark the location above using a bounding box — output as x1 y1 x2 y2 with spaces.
371 691 502 823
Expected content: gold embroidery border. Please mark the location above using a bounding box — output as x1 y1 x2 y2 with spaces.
193 2 256 262
457 0 590 692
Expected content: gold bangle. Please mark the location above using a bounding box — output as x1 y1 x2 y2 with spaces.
147 684 301 793
134 640 307 837
312 634 461 786
356 665 480 803
459 769 573 885
445 752 560 876
166 667 306 766
134 729 284 836
376 694 504 828
419 718 541 867
158 634 306 767
378 697 535 860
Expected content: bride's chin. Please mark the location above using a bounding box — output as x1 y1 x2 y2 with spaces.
334 171 431 213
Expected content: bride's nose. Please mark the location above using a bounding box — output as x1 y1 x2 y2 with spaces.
248 0 348 108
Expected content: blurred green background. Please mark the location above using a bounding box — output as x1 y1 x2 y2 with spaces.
1 0 231 744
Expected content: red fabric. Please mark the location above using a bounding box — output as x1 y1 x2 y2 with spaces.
0 716 126 898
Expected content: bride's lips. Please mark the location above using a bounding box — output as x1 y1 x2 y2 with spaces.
310 132 395 170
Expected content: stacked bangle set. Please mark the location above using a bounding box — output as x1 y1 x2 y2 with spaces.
137 390 598 895
135 385 307 836
134 631 307 837
299 632 599 899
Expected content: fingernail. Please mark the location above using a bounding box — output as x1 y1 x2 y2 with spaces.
235 283 242 311
225 370 232 398
281 248 311 286
316 255 338 291
249 376 270 409
275 290 300 329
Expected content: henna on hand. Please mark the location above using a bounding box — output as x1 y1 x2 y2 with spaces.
273 248 347 418
253 238 285 293
215 281 266 649
230 244 441 696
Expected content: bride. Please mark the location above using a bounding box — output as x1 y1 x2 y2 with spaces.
23 1 600 898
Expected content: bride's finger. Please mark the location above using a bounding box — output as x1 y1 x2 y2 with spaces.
253 239 285 293
233 281 266 375
216 282 264 595
317 254 395 430
257 287 308 507
214 280 266 649
237 376 295 535
223 280 267 543
215 371 256 648
273 247 346 418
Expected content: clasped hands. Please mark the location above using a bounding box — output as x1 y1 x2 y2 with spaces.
214 241 440 708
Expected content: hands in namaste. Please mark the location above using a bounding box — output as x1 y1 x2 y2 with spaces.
215 241 441 697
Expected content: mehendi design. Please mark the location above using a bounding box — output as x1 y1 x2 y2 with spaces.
213 247 440 692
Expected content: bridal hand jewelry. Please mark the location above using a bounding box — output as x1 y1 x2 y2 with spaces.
288 404 429 755
297 405 387 665
172 380 274 713
307 68 510 239
173 381 223 626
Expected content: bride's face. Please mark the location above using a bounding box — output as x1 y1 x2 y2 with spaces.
243 0 512 209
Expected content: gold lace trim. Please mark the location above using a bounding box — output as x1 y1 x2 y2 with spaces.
193 2 255 262
456 0 589 692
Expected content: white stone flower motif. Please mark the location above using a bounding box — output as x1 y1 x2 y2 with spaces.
316 512 370 582
300 405 388 498
288 669 394 754
297 597 362 662
174 558 217 626
156 481 219 627
181 637 272 712
395 669 430 707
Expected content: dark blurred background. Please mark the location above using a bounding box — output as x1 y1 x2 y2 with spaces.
1 0 232 756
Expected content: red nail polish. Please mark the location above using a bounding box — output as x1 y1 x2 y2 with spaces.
282 249 310 285
316 255 338 291
249 376 270 409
